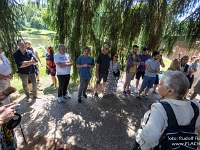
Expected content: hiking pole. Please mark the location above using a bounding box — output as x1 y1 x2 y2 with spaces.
19 123 27 144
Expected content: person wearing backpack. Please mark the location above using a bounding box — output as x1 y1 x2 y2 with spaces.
134 70 200 150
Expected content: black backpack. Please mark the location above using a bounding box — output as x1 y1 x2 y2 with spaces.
154 101 199 150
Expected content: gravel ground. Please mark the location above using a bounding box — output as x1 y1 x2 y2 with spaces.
13 74 200 150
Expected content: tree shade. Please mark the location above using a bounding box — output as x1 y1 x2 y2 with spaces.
0 0 200 80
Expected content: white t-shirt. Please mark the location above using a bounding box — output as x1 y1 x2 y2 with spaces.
54 52 71 75
0 54 12 76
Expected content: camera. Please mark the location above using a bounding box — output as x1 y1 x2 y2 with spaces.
14 104 21 111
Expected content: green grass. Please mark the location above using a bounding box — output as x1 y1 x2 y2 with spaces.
20 28 56 36
162 57 172 71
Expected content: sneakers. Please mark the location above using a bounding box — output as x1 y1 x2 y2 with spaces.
63 94 71 99
126 90 131 95
143 95 148 101
123 91 127 96
94 93 98 97
58 97 64 102
78 98 82 103
136 95 140 99
26 95 32 103
134 88 138 93
83 94 87 98
53 87 57 90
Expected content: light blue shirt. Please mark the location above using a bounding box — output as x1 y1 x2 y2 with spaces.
145 59 158 77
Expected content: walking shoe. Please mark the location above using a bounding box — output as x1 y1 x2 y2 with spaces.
126 90 131 94
122 91 127 96
53 87 57 90
143 96 148 101
26 95 32 103
136 95 140 99
63 94 71 99
94 93 98 97
78 98 82 103
83 94 87 98
134 88 138 93
58 97 63 102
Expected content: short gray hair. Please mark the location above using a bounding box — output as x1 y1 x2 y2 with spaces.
58 44 65 50
82 46 90 52
161 70 189 99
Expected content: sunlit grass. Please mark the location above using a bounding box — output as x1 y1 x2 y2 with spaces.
20 28 55 35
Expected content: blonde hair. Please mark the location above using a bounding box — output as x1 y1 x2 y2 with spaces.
25 41 32 47
168 59 182 71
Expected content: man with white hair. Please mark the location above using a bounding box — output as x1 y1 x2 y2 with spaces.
54 44 72 102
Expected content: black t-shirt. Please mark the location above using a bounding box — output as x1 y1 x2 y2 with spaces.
96 53 110 74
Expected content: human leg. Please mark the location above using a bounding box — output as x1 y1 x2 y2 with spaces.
83 78 90 96
63 74 70 98
18 73 29 96
78 77 85 99
28 73 37 95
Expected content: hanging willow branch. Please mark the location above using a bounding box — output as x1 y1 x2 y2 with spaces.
0 0 22 73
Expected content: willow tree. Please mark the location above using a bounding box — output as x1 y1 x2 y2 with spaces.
0 0 22 72
3 0 198 78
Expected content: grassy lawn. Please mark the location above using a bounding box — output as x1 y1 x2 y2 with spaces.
162 57 172 71
20 28 55 36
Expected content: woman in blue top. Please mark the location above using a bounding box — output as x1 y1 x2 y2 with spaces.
46 46 57 90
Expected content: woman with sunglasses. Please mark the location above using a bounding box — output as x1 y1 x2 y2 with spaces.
46 46 57 90
105 53 120 96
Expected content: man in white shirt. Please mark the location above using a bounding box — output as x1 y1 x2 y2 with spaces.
54 44 72 102
0 48 13 105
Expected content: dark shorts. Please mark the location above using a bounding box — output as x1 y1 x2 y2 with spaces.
135 71 145 80
154 75 159 85
50 72 56 76
96 73 108 84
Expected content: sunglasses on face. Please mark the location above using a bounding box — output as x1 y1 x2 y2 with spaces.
114 56 118 58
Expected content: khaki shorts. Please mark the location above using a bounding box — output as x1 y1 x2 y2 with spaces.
125 72 136 83
194 79 200 94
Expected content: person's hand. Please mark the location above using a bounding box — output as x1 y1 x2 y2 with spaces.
141 62 145 65
6 74 13 79
0 103 15 125
96 73 99 78
83 64 88 67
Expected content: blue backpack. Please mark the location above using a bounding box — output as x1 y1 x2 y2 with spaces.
154 101 199 150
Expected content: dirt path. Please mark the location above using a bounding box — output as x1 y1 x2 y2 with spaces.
11 75 200 150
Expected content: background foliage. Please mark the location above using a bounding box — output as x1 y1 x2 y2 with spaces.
0 0 200 81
